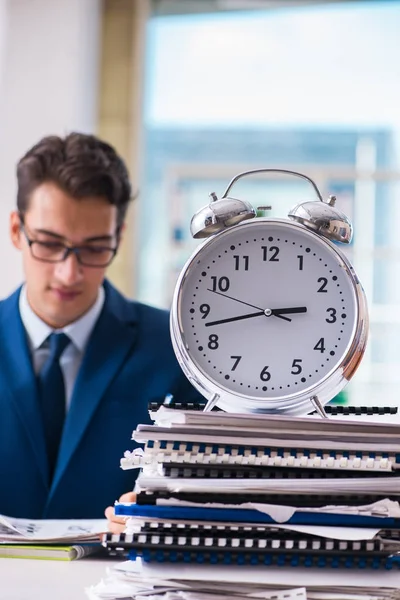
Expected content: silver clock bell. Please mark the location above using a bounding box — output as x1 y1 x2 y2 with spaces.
190 168 352 245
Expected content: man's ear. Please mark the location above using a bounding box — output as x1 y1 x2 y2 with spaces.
10 211 22 250
117 222 126 244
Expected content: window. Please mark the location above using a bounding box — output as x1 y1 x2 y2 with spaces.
138 0 400 407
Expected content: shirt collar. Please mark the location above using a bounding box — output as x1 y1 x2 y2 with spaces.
19 285 105 352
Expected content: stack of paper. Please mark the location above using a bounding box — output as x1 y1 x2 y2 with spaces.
0 513 107 560
88 408 400 597
87 559 400 600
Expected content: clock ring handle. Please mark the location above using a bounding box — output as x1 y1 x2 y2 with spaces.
221 168 324 203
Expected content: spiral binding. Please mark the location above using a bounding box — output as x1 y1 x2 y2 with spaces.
121 441 398 473
160 463 398 480
148 400 398 416
103 528 400 570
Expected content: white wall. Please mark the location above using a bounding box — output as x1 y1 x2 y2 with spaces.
0 0 7 90
0 0 102 297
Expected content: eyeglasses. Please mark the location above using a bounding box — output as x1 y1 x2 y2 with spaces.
20 223 118 267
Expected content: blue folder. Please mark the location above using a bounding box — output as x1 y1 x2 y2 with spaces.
115 503 400 528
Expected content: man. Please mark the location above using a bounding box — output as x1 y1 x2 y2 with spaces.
0 132 203 519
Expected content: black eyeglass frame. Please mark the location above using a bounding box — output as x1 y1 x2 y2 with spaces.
19 216 119 268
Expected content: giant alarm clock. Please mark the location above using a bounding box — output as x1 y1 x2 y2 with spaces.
170 169 368 416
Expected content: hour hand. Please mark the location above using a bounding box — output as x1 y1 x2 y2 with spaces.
271 307 307 316
269 306 307 322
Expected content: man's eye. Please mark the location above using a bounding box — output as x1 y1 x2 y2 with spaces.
82 246 111 254
38 241 65 250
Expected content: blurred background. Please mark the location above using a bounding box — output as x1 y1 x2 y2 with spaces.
0 0 399 407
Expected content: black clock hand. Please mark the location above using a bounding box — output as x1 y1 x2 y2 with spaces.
207 288 264 311
205 311 265 327
271 307 307 316
270 313 291 322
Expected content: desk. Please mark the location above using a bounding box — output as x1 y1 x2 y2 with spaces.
0 556 115 600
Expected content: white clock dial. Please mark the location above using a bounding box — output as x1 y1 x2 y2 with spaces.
175 219 360 407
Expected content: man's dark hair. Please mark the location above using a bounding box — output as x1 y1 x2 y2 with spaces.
16 132 133 228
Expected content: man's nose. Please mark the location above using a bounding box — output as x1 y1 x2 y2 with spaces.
54 250 83 284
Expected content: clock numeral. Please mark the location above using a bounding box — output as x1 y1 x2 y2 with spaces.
297 255 304 271
210 276 230 292
208 334 219 350
230 355 242 371
260 366 271 381
291 358 303 375
233 255 249 271
317 277 328 293
313 337 326 353
261 246 280 262
199 303 211 319
326 307 337 323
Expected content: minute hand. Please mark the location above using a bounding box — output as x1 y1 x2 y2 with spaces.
205 311 265 327
271 307 307 316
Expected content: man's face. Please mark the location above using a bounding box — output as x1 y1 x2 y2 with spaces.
10 182 119 328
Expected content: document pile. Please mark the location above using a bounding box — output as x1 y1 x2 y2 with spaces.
88 407 400 598
0 513 106 560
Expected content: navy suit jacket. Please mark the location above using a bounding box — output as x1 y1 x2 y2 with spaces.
0 280 203 519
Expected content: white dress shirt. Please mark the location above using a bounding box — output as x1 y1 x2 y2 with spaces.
19 285 105 409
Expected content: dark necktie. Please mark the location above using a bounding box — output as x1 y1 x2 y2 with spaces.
37 332 70 479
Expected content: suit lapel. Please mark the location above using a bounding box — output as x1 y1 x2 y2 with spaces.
51 282 138 492
0 288 49 487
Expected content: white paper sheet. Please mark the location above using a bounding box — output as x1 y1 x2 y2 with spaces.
0 513 107 543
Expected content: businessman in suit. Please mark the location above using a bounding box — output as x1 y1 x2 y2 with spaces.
0 132 202 519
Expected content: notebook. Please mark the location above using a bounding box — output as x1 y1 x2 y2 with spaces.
146 406 400 440
0 513 107 544
147 398 398 417
135 471 400 497
0 543 101 560
114 500 400 529
132 427 400 454
122 442 398 473
134 488 399 509
103 523 400 569
158 462 398 479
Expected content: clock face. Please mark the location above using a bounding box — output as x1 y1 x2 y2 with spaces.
175 219 359 405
